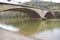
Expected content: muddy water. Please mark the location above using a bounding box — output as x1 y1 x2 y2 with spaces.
0 18 60 40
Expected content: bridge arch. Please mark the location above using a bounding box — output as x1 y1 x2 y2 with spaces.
2 8 41 18
44 12 54 19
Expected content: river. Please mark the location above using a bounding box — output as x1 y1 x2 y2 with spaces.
0 18 60 40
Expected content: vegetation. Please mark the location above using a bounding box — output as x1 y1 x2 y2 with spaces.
0 10 30 19
54 12 60 18
23 1 60 10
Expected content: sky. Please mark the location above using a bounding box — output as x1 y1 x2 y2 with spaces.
14 0 31 3
14 0 60 3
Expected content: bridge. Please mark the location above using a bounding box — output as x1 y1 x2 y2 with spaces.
0 3 55 19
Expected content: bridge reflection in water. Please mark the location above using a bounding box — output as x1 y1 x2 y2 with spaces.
0 17 60 40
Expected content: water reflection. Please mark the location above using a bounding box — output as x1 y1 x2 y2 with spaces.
0 18 60 40
0 23 18 31
31 19 60 40
19 19 41 35
32 28 60 40
0 18 60 34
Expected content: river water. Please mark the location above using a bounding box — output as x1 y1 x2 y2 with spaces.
0 18 60 40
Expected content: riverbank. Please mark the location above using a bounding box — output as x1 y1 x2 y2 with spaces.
0 28 41 40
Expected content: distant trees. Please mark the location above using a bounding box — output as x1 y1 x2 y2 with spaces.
23 1 60 10
54 12 60 18
0 10 30 19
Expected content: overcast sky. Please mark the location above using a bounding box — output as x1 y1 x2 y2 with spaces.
14 0 60 3
14 0 31 3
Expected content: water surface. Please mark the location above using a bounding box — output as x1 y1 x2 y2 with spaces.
0 18 60 40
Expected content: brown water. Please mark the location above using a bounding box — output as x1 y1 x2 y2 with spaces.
0 18 60 40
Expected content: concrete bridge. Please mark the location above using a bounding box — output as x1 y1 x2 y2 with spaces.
0 3 55 19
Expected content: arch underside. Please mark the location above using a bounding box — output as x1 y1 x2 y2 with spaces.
1 8 41 18
44 12 54 19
